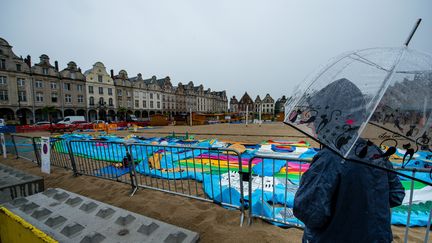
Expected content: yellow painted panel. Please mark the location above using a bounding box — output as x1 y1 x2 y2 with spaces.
0 207 57 243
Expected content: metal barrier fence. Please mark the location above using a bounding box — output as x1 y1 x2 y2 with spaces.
32 137 72 169
129 143 246 225
4 137 432 242
10 135 39 164
394 167 432 243
68 140 136 193
247 154 432 243
247 155 311 228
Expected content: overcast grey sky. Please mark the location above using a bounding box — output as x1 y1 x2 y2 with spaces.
1 0 431 100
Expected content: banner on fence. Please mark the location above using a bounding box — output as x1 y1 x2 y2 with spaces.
0 133 6 158
40 137 50 174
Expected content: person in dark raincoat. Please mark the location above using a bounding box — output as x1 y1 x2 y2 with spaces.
293 78 406 242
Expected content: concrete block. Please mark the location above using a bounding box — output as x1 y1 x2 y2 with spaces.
3 188 199 243
0 163 44 203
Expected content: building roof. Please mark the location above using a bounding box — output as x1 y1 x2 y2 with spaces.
262 94 274 103
230 96 239 104
239 92 253 104
254 95 261 103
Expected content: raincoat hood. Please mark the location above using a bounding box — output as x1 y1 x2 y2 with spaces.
306 78 366 155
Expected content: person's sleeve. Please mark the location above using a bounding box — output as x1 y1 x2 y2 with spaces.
293 153 340 229
385 161 405 208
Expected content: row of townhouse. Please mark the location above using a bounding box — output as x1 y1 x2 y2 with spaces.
229 92 288 116
0 37 228 124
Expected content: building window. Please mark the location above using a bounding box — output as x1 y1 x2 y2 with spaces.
18 91 27 102
98 75 103 82
127 98 131 107
98 87 103 94
88 86 94 94
157 102 160 109
0 90 8 101
51 93 58 103
71 73 76 79
109 98 113 106
64 83 71 91
17 78 25 86
77 84 83 92
122 80 125 86
42 68 48 75
135 100 139 107
77 95 84 103
150 93 153 99
126 91 130 97
50 82 57 89
35 80 43 88
143 100 146 108
118 90 122 96
108 88 112 95
65 94 72 103
0 76 7 85
0 59 6 69
36 92 43 102
150 101 154 109
99 97 104 105
157 94 160 99
89 97 94 105
16 64 21 71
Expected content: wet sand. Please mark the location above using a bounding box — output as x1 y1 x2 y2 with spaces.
5 123 430 242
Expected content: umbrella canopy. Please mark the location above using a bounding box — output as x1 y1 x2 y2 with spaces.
284 47 432 163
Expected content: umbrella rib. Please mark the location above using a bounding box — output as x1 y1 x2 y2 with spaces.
350 53 390 72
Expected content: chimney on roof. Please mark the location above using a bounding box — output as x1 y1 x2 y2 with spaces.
24 55 31 67
54 61 59 71
110 69 114 79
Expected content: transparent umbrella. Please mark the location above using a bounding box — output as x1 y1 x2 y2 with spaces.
284 34 432 185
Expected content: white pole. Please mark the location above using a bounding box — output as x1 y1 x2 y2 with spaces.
190 107 192 126
245 106 248 126
259 104 262 127
1 133 6 158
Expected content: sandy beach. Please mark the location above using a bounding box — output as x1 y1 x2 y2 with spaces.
3 123 429 242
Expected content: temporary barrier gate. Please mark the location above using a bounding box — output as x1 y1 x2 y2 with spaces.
128 143 246 225
67 140 136 190
10 135 39 164
6 136 432 242
246 154 432 243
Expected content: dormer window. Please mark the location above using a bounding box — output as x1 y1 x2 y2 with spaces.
98 75 103 82
16 64 21 71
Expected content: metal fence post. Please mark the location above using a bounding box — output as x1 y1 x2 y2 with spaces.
424 206 432 243
125 144 138 197
32 137 41 166
67 141 79 177
247 156 254 226
11 135 18 159
403 169 416 243
236 150 247 227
